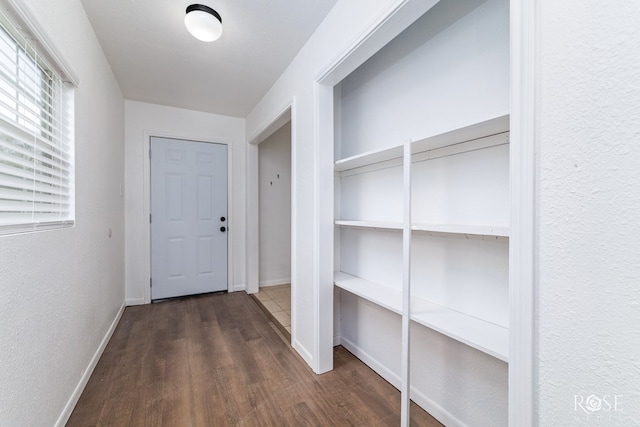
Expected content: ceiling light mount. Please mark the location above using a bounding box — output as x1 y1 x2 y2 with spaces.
185 4 223 42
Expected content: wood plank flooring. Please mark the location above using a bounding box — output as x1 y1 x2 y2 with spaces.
67 292 442 426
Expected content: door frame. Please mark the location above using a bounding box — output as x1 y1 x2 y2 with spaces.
143 131 234 304
311 0 536 420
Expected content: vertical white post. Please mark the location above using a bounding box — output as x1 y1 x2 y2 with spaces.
510 0 536 425
314 82 335 374
400 139 412 426
246 142 260 294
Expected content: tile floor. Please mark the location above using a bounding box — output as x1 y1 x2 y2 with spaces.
252 284 291 337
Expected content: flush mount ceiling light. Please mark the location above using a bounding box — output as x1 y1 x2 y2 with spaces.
185 4 222 42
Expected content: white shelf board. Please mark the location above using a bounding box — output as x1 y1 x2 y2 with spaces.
411 114 510 155
411 297 509 362
334 271 509 361
334 271 402 314
334 114 510 172
335 220 403 230
411 223 509 237
335 144 404 172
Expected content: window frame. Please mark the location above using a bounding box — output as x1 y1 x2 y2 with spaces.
0 1 77 236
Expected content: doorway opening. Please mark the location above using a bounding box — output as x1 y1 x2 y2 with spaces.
252 121 292 338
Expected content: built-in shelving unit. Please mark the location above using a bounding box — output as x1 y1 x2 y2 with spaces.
334 115 510 425
332 1 510 424
334 114 510 360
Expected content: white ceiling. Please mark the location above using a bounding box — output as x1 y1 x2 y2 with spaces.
80 0 339 117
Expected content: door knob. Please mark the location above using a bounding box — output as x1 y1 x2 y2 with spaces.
220 226 226 232
220 216 226 222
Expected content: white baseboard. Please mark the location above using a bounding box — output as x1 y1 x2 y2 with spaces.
125 297 145 306
293 339 314 369
333 335 341 346
259 278 291 287
410 385 466 427
231 283 247 292
338 336 464 427
55 302 125 427
340 336 401 389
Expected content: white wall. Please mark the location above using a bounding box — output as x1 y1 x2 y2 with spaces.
338 0 508 158
258 122 291 286
0 0 125 425
124 100 246 303
536 1 640 425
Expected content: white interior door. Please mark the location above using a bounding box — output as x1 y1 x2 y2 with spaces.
150 137 228 300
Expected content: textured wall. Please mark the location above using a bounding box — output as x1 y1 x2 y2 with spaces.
259 122 292 286
537 0 640 424
0 0 125 424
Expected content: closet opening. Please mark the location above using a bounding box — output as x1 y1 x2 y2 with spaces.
252 120 292 340
324 0 511 425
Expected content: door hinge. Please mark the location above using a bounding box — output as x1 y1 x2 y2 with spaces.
149 148 152 159
150 277 152 288
149 213 152 223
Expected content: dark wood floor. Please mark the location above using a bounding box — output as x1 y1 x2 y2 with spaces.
68 292 441 426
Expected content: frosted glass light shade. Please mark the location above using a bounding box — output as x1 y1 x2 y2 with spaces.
185 4 222 42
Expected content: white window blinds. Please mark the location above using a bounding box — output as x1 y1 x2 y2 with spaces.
0 9 75 235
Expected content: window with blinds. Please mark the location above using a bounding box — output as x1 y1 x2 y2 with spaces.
0 10 75 235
